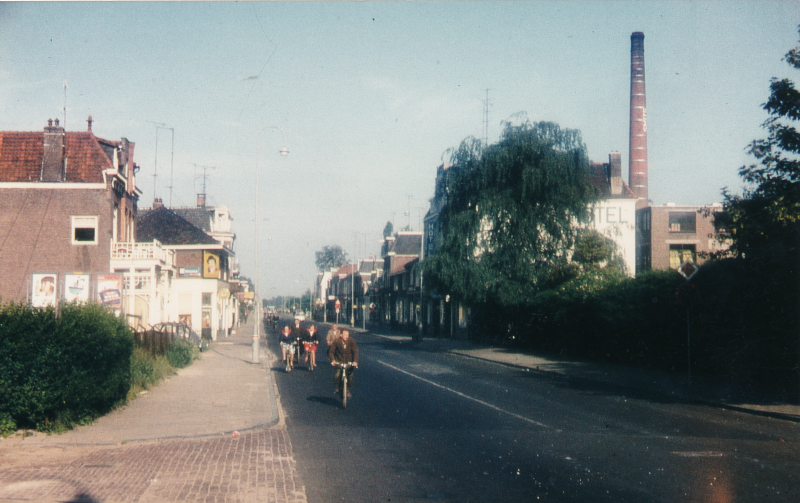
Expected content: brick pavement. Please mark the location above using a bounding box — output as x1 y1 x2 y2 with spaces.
0 316 308 503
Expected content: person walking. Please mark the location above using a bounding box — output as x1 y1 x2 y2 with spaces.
328 329 359 397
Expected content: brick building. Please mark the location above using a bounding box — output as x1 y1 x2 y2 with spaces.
0 118 140 304
636 203 725 272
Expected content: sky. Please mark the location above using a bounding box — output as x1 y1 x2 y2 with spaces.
1 1 798 297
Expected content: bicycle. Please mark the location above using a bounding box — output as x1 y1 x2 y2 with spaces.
284 342 300 372
333 362 356 408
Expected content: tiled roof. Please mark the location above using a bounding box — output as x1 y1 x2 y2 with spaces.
172 207 214 232
0 131 113 183
136 206 218 245
389 256 416 276
589 162 637 200
335 264 358 277
390 233 422 256
359 259 382 274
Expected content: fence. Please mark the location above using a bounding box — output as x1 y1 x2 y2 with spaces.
134 328 177 357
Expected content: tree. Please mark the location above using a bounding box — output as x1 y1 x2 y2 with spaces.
424 118 599 307
716 30 800 262
315 245 348 272
382 221 393 238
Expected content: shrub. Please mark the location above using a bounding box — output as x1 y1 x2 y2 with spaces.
166 338 199 368
0 302 133 432
127 346 174 400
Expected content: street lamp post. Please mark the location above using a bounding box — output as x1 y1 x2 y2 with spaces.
253 126 289 363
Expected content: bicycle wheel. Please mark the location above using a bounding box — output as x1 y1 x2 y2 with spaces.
341 373 348 409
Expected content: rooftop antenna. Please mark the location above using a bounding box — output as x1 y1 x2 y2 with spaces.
480 88 491 148
146 120 166 201
405 195 413 230
62 80 67 130
162 127 175 207
191 163 217 204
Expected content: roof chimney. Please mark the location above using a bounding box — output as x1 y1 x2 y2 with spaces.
197 193 206 208
87 116 93 132
629 31 648 208
609 152 622 195
42 118 65 182
153 197 164 209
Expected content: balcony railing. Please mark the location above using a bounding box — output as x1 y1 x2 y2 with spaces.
112 240 175 264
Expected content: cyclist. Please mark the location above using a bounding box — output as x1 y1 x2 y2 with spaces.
279 325 297 371
302 324 320 370
328 329 359 396
326 323 341 347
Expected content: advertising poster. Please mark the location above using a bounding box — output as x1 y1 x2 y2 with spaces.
64 273 90 303
97 274 123 309
31 273 57 308
179 266 202 277
203 251 220 279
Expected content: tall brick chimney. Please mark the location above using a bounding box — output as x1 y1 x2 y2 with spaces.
42 118 65 182
629 32 648 208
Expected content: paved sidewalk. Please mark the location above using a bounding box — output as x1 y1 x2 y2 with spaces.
0 316 308 503
353 324 800 423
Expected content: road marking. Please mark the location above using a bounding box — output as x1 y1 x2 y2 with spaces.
672 451 724 458
375 359 550 428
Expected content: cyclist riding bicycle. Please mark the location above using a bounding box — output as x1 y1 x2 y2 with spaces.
279 325 298 371
302 324 320 371
328 329 358 396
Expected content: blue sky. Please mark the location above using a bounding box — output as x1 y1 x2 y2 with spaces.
1 1 798 297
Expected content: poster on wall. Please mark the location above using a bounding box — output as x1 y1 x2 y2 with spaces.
97 274 123 309
31 273 57 308
179 266 202 277
203 251 220 279
64 273 90 303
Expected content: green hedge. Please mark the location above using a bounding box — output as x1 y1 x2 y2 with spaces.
0 302 134 431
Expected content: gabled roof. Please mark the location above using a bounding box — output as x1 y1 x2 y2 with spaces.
359 259 382 274
335 263 358 277
0 130 114 183
136 206 218 246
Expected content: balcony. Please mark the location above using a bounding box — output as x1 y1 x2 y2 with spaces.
112 240 175 265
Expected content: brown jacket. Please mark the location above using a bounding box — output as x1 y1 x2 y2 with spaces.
328 336 359 364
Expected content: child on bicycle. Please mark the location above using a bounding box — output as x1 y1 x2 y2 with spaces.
279 325 297 371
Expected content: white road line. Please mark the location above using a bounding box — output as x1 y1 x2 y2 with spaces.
374 359 550 429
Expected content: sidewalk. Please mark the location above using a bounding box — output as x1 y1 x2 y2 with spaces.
0 316 308 503
351 323 800 423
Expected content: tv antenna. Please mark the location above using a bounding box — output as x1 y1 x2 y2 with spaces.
191 163 217 204
479 88 491 147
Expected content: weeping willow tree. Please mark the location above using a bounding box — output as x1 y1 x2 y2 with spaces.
424 119 599 308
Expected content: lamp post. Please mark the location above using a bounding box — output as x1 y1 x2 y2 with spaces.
253 126 289 363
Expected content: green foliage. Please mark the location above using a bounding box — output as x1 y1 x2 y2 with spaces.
128 346 174 400
0 302 134 432
716 30 800 262
165 338 199 368
0 415 16 437
315 245 348 272
425 118 599 307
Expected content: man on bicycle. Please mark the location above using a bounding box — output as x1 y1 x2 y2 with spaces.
328 329 358 396
279 325 298 371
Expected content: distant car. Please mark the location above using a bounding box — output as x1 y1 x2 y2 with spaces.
294 312 306 321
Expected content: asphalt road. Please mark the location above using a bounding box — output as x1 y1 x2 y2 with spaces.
269 323 798 503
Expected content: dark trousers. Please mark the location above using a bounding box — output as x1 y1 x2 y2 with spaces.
333 366 355 390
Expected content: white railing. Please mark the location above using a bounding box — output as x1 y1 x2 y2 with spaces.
111 240 175 264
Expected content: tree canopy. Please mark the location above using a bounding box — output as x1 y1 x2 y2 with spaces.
424 119 599 307
716 30 800 262
314 245 348 272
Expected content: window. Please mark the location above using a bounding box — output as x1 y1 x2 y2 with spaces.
72 216 98 245
669 244 696 269
668 212 696 233
202 293 212 306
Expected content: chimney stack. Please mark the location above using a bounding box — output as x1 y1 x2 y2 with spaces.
42 118 65 182
197 193 206 208
629 31 648 208
609 152 622 195
153 197 164 209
